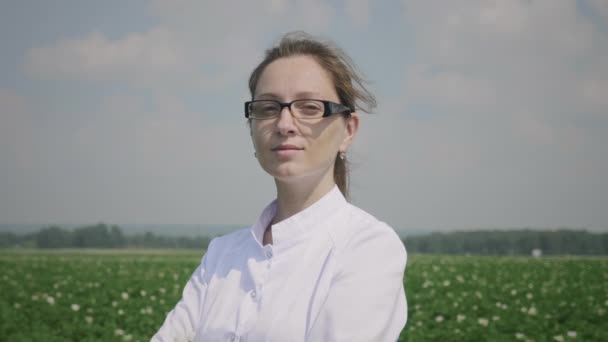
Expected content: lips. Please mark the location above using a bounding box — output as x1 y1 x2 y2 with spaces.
272 144 304 151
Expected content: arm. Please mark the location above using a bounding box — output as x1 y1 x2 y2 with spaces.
151 240 216 342
307 224 408 342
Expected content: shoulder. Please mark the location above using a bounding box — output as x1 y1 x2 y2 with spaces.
198 227 253 272
328 203 407 272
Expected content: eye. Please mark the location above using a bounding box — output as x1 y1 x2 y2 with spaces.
294 100 324 115
252 101 279 117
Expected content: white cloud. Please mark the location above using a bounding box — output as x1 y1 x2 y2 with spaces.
0 89 37 170
24 28 190 83
23 0 336 90
400 0 608 126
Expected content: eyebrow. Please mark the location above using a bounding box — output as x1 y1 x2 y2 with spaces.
255 91 326 100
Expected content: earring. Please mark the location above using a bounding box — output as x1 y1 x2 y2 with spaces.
339 151 346 160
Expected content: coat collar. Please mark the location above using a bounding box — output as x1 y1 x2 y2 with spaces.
250 185 347 252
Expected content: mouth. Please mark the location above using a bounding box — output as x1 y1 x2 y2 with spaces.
271 144 304 151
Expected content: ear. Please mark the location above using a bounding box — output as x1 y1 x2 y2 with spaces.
339 112 359 152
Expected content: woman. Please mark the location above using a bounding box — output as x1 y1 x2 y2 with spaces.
152 32 407 342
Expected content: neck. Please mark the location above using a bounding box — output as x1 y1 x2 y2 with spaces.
272 171 336 224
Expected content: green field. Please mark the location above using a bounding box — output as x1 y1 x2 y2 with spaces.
1 251 606 341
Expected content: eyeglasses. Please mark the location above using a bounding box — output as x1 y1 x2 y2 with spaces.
244 99 353 120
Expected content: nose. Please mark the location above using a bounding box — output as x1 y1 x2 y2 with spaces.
276 106 297 135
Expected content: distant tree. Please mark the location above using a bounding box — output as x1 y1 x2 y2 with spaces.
73 223 114 248
110 225 126 248
404 229 608 255
36 226 72 248
0 232 18 248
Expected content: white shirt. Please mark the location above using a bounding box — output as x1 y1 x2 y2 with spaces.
152 185 407 341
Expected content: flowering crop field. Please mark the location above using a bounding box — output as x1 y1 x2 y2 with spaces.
1 251 607 341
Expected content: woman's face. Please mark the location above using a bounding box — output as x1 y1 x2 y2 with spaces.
250 55 358 184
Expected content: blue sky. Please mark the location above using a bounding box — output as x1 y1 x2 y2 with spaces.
1 0 607 233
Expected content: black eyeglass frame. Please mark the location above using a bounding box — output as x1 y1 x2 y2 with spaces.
244 99 354 119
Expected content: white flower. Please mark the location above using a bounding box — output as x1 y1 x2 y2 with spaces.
478 318 489 327
71 304 80 311
443 280 450 287
492 316 500 321
598 308 606 316
567 331 577 338
118 309 125 315
456 275 464 283
150 295 156 301
159 287 166 294
528 307 537 316
140 290 147 297
115 329 125 336
511 289 517 296
554 335 564 342
515 332 525 340
123 334 133 341
527 293 533 300
31 295 39 301
121 292 129 300
435 315 444 323
457 314 466 322
47 296 55 305
85 316 93 324
14 303 21 309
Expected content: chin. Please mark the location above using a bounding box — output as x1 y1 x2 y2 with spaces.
265 163 302 180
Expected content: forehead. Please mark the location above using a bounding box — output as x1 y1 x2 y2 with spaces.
254 55 338 101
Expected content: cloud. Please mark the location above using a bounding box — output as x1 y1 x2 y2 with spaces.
400 0 608 126
343 0 608 229
22 0 336 91
23 28 191 83
0 89 37 170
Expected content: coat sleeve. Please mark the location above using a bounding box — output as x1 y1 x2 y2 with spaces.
151 239 216 342
307 223 408 342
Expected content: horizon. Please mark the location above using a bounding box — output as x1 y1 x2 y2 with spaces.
1 222 604 238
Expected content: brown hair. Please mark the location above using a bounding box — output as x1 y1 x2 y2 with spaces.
248 31 376 198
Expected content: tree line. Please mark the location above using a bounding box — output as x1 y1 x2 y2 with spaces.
1 224 607 255
403 229 608 255
0 223 211 249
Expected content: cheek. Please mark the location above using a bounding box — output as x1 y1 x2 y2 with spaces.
309 123 345 158
251 123 271 148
